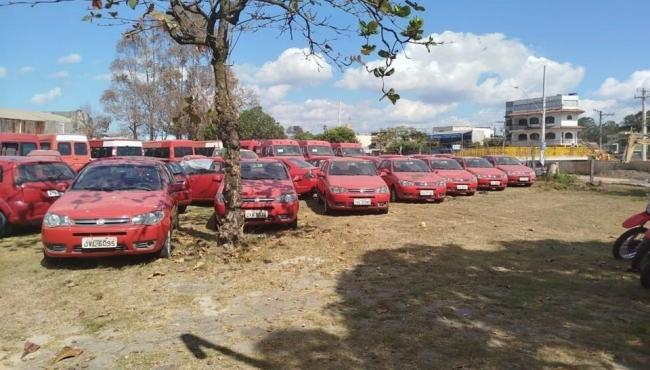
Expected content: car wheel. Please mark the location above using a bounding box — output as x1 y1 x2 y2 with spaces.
379 207 389 215
0 212 10 238
390 187 398 202
158 228 172 259
178 205 187 214
42 250 59 265
641 263 650 288
612 226 646 259
289 218 298 230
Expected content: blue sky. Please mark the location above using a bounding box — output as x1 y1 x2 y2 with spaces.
1 0 649 134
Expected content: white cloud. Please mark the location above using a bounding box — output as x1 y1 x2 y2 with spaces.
18 66 34 74
580 70 650 121
266 98 455 133
337 31 584 105
0 66 6 78
57 53 82 64
595 70 650 100
253 48 332 86
30 87 62 104
49 70 69 78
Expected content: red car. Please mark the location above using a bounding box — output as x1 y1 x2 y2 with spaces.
277 157 319 196
41 158 181 260
259 139 304 158
161 160 192 213
377 158 446 202
298 140 335 161
214 159 299 228
316 158 389 214
0 157 75 237
180 156 225 203
483 155 536 186
419 156 478 196
454 157 507 190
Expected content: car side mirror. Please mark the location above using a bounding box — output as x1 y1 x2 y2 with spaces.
170 182 184 193
175 180 187 190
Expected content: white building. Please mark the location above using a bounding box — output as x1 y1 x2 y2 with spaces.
0 108 72 134
505 94 583 146
356 134 372 152
430 126 494 148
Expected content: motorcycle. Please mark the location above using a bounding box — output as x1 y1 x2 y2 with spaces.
612 202 650 259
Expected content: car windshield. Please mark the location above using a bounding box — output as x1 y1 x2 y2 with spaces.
181 159 221 175
72 164 162 191
241 162 289 180
165 162 185 176
116 146 143 156
308 145 334 155
429 159 463 170
496 157 522 165
273 145 302 156
241 150 258 159
393 159 429 172
342 147 364 156
289 158 315 168
329 161 376 176
17 163 75 183
465 158 493 168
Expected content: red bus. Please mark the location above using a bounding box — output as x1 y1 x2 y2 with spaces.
38 134 90 171
259 139 303 158
332 142 365 157
89 138 143 158
298 140 335 159
0 133 39 156
193 140 223 157
143 140 195 160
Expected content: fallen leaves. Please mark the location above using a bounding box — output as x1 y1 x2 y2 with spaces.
52 346 83 363
21 341 40 360
192 261 205 271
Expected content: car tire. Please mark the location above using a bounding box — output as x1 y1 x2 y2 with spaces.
0 212 10 238
178 205 187 214
322 197 332 215
42 250 58 265
467 192 475 196
158 228 172 259
630 240 650 272
379 207 389 215
390 187 398 202
641 263 650 288
289 219 298 230
612 226 646 259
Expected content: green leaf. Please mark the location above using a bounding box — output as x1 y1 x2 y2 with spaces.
360 44 376 56
128 0 138 10
391 4 411 17
377 49 391 59
384 68 395 77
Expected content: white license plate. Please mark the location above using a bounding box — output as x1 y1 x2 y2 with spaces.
47 190 61 197
81 237 117 249
490 181 501 186
419 190 434 196
244 210 268 219
353 198 372 206
456 185 468 190
519 177 529 182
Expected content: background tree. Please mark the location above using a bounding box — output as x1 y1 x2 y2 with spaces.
238 106 286 139
294 131 316 140
579 116 619 143
317 126 358 143
285 125 304 138
375 126 428 153
619 111 650 132
73 105 111 138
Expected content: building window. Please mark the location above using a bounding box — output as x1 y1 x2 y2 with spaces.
567 115 573 120
506 119 512 127
565 132 573 140
517 134 527 141
530 133 540 141
546 132 556 140
529 117 539 125
545 116 555 124
518 118 527 126
506 134 512 141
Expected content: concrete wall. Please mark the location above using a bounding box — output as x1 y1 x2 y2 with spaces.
556 160 650 175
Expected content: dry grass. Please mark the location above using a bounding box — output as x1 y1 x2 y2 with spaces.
1 184 649 369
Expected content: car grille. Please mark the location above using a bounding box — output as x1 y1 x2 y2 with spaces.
348 188 375 193
73 218 130 226
242 197 275 203
414 182 433 186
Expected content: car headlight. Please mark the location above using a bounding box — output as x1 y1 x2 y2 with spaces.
399 180 414 186
476 174 486 179
132 210 165 225
44 213 71 228
277 193 298 203
330 186 346 194
377 186 389 194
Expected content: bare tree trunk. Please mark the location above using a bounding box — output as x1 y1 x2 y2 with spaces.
212 19 244 247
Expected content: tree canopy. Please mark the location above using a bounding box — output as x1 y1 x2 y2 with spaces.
318 126 358 143
238 106 286 140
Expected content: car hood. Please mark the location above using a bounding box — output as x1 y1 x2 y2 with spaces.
497 164 534 174
433 169 474 180
49 190 168 218
393 172 438 182
328 175 385 188
242 179 295 198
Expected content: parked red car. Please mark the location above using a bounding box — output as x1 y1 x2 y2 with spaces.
483 155 536 186
377 158 446 202
277 157 319 196
316 158 389 214
161 159 192 213
41 158 181 260
454 156 507 190
180 156 225 203
298 140 335 160
418 156 478 195
332 142 365 157
0 157 75 237
214 159 299 228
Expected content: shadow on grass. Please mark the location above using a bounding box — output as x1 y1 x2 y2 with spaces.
189 239 650 369
591 184 649 199
40 253 159 270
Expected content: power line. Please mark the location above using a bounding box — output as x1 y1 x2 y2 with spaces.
593 109 614 150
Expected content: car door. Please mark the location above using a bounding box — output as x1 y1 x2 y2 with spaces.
186 160 223 201
15 163 71 222
378 160 395 188
316 161 330 195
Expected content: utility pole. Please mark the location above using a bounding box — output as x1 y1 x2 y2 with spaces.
540 65 547 166
594 109 614 150
635 88 649 160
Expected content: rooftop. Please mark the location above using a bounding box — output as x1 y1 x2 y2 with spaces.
0 108 71 123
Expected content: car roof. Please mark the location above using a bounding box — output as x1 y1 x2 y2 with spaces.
0 156 61 164
242 158 282 163
326 157 373 162
87 157 163 166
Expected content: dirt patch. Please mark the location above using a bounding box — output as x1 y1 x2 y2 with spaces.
1 186 649 369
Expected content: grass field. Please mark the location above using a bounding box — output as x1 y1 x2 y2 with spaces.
1 184 649 369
